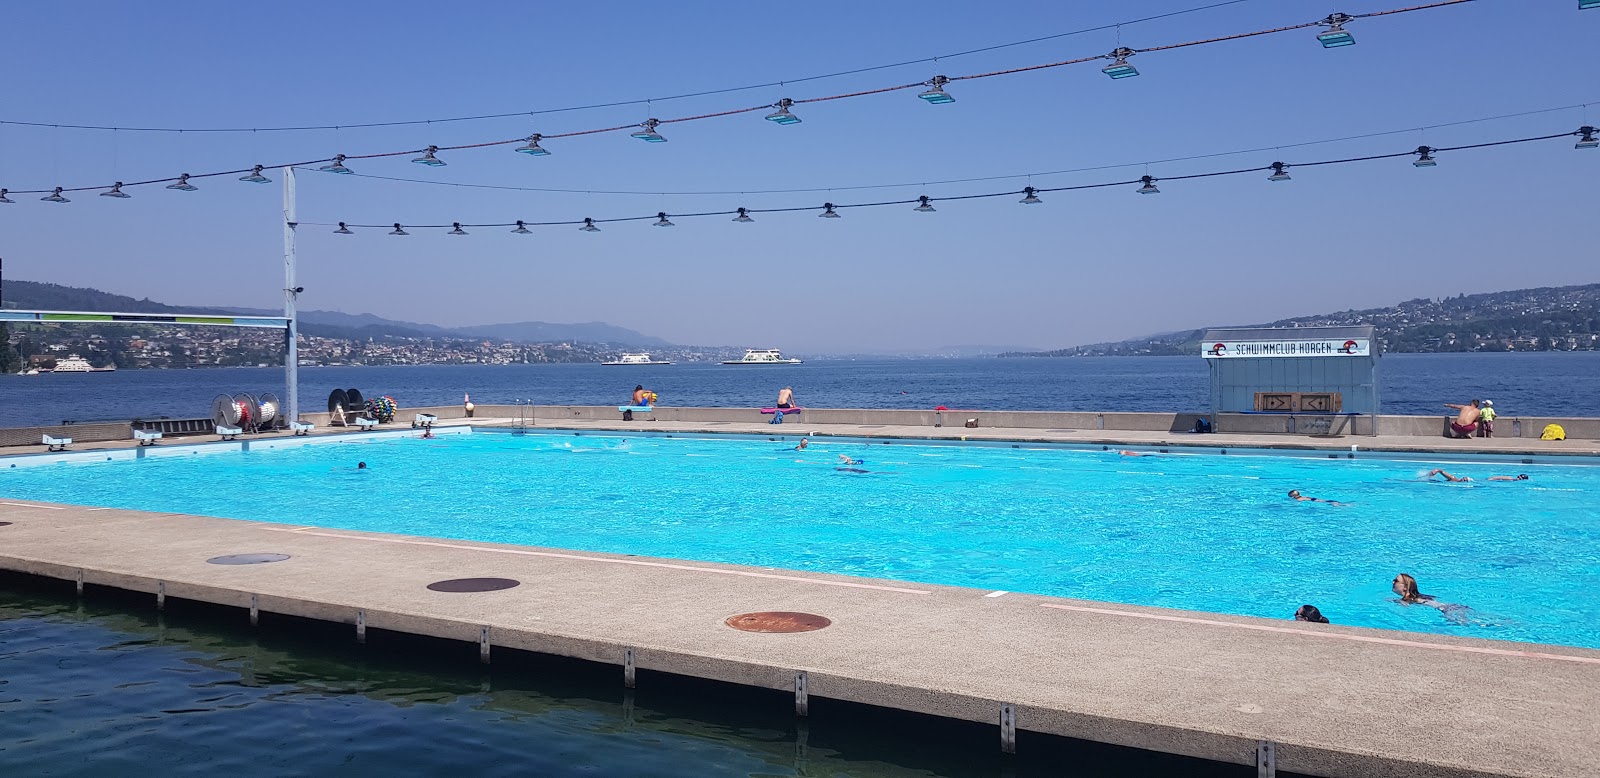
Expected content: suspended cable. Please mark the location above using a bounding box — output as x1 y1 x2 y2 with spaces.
288 99 1600 197
0 1 1260 134
299 128 1586 232
0 0 1479 197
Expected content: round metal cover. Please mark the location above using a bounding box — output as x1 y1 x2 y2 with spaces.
427 577 521 593
206 553 292 565
725 611 831 633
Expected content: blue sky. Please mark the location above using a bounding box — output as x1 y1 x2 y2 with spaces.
0 1 1595 353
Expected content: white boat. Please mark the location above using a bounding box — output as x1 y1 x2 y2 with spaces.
602 352 673 366
721 348 802 365
43 354 116 373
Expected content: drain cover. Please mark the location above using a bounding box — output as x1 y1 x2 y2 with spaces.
427 577 521 593
206 553 291 565
725 611 832 633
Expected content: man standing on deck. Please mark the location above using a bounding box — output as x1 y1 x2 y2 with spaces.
1444 399 1481 438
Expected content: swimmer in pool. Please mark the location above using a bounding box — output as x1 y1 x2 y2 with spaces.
1487 474 1530 481
1118 450 1151 457
357 462 367 469
837 454 863 465
1392 573 1470 624
1294 605 1329 623
795 438 808 451
1287 489 1347 506
1424 469 1472 482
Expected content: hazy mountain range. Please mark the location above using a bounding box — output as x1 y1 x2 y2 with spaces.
1 280 671 347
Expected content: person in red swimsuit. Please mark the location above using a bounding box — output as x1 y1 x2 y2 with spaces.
1444 399 1481 438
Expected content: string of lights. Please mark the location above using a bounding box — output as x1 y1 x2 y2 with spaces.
0 1 1263 135
0 0 1480 200
281 99 1600 198
293 128 1597 235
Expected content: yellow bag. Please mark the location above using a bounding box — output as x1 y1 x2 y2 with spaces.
1541 424 1566 441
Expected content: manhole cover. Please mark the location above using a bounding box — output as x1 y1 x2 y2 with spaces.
427 577 521 593
725 611 832 633
206 553 292 565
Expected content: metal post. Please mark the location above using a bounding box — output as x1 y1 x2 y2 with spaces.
156 581 166 610
624 647 636 688
355 609 366 644
250 593 259 627
999 703 1017 754
480 626 491 664
282 167 299 425
1256 740 1276 777
794 671 809 716
75 568 84 596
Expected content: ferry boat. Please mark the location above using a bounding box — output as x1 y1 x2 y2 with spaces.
721 348 802 365
602 352 673 366
48 354 115 373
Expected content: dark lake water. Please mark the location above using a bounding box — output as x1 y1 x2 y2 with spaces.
0 578 1262 777
3 353 1598 427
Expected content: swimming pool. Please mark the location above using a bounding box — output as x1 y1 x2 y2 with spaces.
4 430 1598 649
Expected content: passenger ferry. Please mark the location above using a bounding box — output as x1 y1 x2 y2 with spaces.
601 352 673 366
721 348 802 365
48 354 115 373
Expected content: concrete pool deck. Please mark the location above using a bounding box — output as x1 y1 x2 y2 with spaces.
1 493 1597 778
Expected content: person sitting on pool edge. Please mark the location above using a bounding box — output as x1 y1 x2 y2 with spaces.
1392 573 1470 624
1294 604 1329 623
776 386 796 409
1288 489 1348 506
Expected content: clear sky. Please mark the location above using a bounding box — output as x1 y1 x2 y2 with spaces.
0 1 1595 353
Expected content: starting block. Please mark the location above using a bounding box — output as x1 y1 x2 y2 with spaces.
42 434 72 451
215 426 243 441
290 421 315 436
355 417 380 431
133 429 163 446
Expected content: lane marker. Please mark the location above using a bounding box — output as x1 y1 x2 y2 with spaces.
0 502 64 510
1039 603 1600 665
261 527 932 595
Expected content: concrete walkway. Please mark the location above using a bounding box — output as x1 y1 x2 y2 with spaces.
0 497 1595 778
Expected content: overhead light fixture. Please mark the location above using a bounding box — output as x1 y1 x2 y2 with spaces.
1137 176 1160 194
733 207 754 223
334 222 353 234
1019 186 1042 204
390 223 409 236
918 75 955 104
653 212 675 227
320 155 353 174
448 222 468 235
580 218 601 232
511 220 532 234
413 145 446 166
1268 162 1292 182
166 173 198 191
1103 48 1139 79
820 203 841 218
914 195 936 212
240 165 272 184
765 98 802 125
1413 146 1437 167
1316 13 1356 48
0 189 14 204
101 182 132 198
1577 126 1599 149
42 187 70 203
631 119 666 142
516 134 551 156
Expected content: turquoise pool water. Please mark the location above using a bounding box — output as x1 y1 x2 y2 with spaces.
4 431 1598 649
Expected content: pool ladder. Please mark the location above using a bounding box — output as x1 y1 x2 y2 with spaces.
512 398 536 430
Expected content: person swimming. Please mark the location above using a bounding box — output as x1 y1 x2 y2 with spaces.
1118 450 1151 457
795 438 809 451
1487 474 1530 481
1287 489 1348 506
837 454 863 465
1424 469 1472 482
1294 605 1329 623
357 462 367 470
1392 573 1470 624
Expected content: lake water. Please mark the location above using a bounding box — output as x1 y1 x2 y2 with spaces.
3 353 1598 428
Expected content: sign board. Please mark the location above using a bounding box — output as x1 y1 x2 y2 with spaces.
1202 338 1370 358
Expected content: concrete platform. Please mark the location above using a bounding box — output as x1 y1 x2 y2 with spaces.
1 495 1596 778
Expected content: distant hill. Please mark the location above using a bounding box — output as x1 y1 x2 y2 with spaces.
1 280 671 347
1005 283 1600 356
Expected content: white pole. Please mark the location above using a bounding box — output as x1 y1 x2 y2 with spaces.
283 167 299 423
